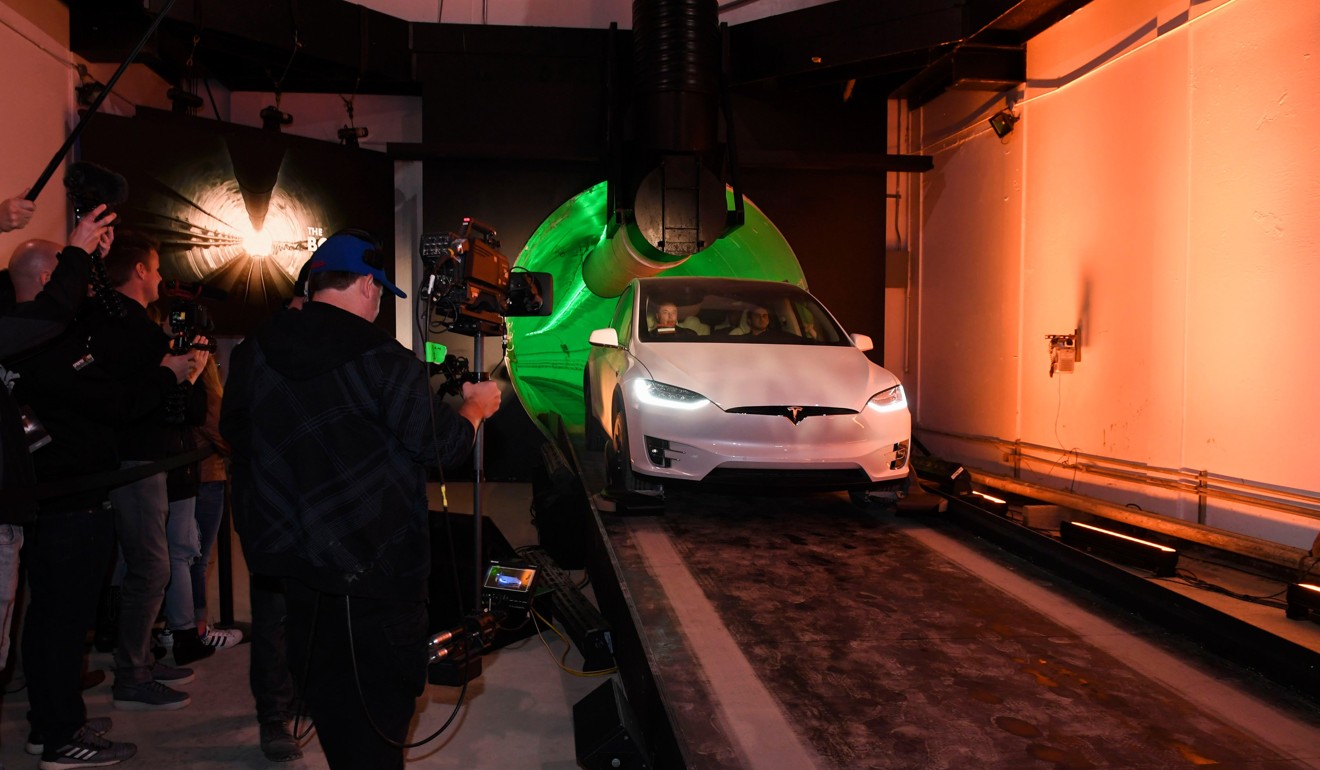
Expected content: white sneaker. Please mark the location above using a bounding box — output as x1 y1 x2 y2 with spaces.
199 627 243 649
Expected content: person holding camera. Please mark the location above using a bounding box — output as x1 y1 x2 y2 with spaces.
0 204 115 356
221 230 501 769
68 231 209 713
8 232 196 768
0 209 117 674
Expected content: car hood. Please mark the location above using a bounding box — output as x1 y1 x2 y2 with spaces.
633 341 901 411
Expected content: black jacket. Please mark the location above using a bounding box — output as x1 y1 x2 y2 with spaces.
8 289 186 512
1 246 98 517
221 302 476 600
81 292 176 461
0 246 92 360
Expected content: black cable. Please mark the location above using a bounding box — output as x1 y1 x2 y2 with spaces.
344 594 467 748
1155 566 1290 610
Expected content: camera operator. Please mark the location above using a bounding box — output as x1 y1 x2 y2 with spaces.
0 211 116 669
60 230 211 715
7 231 196 767
221 230 501 770
0 204 115 356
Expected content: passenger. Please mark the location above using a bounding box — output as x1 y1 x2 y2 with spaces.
741 305 795 342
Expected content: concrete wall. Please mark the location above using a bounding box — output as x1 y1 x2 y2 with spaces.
905 0 1320 548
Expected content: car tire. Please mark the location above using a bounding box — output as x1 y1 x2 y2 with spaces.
608 404 661 495
583 367 606 451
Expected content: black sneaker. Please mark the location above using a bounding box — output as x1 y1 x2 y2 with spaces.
27 716 113 755
39 724 136 769
150 660 194 685
259 720 304 762
170 627 215 666
112 679 190 711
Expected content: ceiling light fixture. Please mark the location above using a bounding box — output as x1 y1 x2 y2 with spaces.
261 104 293 132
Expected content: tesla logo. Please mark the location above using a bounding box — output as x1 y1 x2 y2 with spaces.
785 406 805 425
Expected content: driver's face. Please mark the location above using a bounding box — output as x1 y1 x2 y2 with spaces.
657 303 678 326
749 307 771 332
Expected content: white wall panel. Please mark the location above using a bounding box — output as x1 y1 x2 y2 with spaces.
913 0 1320 547
1183 0 1320 490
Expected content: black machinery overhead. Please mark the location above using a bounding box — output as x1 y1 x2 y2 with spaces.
68 0 1094 104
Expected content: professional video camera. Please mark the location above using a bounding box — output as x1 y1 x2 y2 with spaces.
160 280 223 355
427 560 539 682
417 218 553 337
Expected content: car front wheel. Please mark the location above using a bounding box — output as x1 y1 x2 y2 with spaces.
606 404 661 495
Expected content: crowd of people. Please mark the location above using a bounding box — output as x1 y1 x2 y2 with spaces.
0 194 498 769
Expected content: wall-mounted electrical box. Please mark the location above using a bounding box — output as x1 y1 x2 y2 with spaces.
1047 328 1080 377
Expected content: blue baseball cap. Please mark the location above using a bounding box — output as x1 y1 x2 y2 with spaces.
309 231 407 299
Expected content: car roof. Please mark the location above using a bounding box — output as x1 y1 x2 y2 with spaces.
635 276 810 294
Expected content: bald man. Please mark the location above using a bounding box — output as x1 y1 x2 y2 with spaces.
0 204 115 360
0 208 128 766
9 239 61 303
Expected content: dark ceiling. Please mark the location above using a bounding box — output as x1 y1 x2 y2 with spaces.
68 0 1092 106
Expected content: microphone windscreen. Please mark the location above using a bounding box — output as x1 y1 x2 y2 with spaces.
63 161 129 207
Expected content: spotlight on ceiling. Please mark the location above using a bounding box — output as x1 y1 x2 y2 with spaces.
338 126 369 148
261 105 294 132
989 109 1019 138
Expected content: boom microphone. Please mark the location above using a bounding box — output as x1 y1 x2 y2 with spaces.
63 162 129 220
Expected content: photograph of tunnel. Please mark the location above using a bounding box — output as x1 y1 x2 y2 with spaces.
75 109 395 334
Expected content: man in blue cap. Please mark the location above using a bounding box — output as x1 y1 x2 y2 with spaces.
222 229 501 769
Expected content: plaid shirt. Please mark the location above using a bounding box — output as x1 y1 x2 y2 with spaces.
222 303 474 599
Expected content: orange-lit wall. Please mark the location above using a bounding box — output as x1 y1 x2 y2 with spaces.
0 1 80 258
905 0 1320 548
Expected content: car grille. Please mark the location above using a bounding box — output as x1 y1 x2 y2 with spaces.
725 406 856 417
702 467 872 488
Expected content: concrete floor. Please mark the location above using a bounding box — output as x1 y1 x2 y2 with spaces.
0 482 605 769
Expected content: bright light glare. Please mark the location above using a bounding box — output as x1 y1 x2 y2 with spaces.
867 385 907 413
973 490 1006 504
244 229 274 258
632 379 708 410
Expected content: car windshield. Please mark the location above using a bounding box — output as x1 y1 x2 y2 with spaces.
637 279 850 345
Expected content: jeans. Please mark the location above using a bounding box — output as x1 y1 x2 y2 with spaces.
23 507 115 752
0 523 24 666
250 573 295 724
284 579 428 770
191 481 226 625
109 465 170 685
164 496 200 632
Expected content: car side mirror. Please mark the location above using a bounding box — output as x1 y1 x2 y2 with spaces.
589 328 621 348
851 333 874 352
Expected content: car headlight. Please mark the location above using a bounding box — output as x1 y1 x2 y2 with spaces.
632 379 709 410
866 384 907 413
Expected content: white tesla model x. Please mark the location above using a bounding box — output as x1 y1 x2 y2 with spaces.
585 276 911 503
